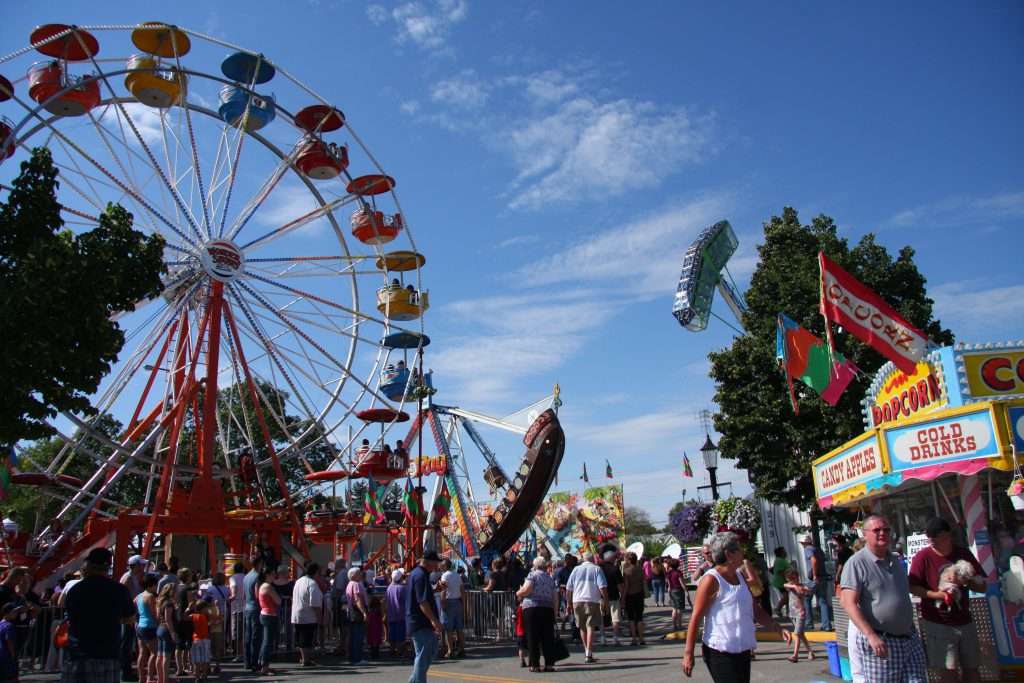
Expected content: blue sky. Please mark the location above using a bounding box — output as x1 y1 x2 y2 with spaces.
3 3 1022 525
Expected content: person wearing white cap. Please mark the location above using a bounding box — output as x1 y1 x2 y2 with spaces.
385 569 408 658
799 533 832 632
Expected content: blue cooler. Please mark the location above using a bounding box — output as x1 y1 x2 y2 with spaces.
825 641 841 677
839 655 852 681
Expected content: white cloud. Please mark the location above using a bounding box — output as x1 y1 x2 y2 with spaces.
885 191 1024 229
254 184 325 235
96 103 165 147
366 4 388 24
431 289 621 407
577 410 702 455
507 98 711 209
400 99 421 115
430 71 488 109
496 234 540 249
514 195 730 295
386 0 468 52
931 280 1024 341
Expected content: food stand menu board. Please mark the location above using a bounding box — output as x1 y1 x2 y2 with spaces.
884 407 1000 472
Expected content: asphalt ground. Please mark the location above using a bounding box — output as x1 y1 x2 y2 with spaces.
25 603 840 683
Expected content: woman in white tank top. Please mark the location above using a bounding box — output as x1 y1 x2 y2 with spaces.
682 532 788 683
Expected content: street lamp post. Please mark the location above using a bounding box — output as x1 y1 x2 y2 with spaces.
698 433 723 501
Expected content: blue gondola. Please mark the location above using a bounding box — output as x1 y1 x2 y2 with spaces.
381 331 430 350
218 85 276 131
220 51 275 84
379 363 411 401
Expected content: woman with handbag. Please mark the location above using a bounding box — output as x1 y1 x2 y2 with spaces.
515 557 560 673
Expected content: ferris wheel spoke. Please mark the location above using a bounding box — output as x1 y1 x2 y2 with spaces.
243 270 395 330
235 279 393 407
78 44 209 242
226 286 326 427
230 304 350 422
9 92 200 249
88 105 166 222
234 188 359 252
224 147 303 243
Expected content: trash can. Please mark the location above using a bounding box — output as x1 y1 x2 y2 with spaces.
825 640 841 677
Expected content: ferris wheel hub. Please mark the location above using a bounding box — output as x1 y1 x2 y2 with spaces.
200 239 245 282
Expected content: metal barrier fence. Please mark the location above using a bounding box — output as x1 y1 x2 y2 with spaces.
15 597 336 675
463 590 516 643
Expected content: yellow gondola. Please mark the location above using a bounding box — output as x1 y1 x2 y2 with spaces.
376 286 429 321
131 22 191 58
125 55 187 108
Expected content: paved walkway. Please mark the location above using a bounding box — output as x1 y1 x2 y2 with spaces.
26 604 839 682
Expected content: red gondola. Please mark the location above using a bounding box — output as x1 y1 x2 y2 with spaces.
295 139 348 180
352 449 408 483
294 104 345 133
0 118 15 163
28 61 100 117
351 207 403 245
356 408 409 423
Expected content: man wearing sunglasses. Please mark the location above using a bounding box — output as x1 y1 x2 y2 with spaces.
840 515 926 683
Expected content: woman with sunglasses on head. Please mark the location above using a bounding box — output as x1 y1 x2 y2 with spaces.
682 532 787 683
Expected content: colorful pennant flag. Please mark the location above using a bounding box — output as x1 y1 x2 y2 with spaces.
605 460 613 479
430 479 452 524
363 473 385 524
580 463 589 484
683 452 693 478
776 313 859 412
401 477 421 525
818 252 928 374
0 448 11 500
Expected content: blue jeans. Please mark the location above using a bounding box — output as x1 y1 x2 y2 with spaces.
803 581 832 631
409 627 437 683
651 578 666 605
244 609 262 669
259 614 278 667
349 621 365 663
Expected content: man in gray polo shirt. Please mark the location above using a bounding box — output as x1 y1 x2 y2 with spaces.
840 514 926 683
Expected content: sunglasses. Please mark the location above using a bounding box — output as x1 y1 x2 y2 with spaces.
867 527 891 535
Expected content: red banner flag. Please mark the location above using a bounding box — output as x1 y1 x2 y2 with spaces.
818 252 928 374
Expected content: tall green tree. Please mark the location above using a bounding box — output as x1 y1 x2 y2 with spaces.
708 208 953 509
624 506 657 541
0 148 166 447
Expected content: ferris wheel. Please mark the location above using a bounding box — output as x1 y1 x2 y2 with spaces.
0 22 429 576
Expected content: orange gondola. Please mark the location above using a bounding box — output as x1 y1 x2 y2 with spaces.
302 469 350 482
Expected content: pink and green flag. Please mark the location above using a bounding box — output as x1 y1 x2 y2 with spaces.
776 313 858 413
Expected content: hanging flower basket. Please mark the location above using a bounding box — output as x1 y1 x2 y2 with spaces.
711 497 761 535
670 503 712 544
1008 480 1024 511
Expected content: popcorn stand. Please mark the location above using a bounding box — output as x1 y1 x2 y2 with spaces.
812 342 1024 680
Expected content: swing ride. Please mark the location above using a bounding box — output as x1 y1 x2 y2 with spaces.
0 22 564 579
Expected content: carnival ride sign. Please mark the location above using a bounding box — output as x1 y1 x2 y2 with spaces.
814 433 884 497
409 455 447 477
868 360 946 427
884 407 1000 472
959 347 1024 400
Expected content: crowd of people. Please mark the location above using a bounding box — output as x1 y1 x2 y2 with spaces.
0 513 989 683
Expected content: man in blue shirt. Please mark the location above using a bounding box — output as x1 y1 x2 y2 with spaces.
242 556 264 672
406 550 443 683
